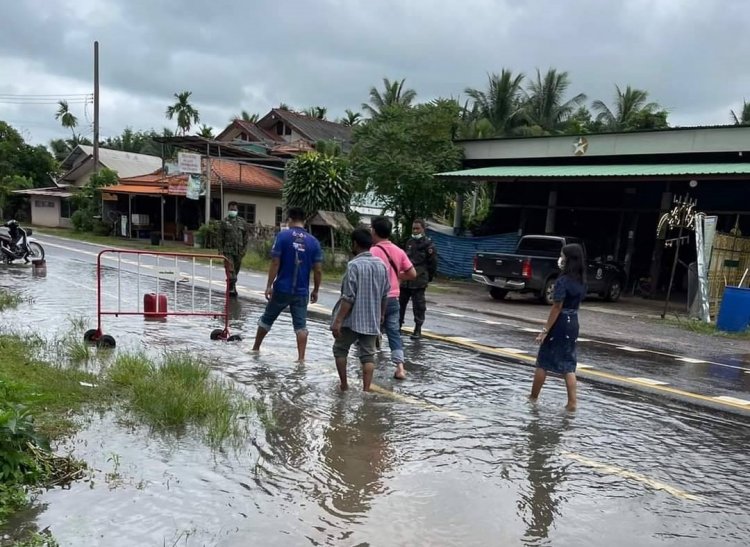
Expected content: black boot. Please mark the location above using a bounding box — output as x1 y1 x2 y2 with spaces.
411 324 422 339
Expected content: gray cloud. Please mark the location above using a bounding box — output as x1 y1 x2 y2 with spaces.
2 0 749 145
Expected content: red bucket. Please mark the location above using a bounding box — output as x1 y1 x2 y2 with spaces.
144 293 168 320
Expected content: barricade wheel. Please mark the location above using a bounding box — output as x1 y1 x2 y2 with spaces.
83 329 98 343
227 334 242 342
210 329 225 341
97 335 116 349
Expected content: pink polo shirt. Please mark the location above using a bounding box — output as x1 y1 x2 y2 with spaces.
371 241 413 298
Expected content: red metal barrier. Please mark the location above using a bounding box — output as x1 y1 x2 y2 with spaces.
83 249 241 348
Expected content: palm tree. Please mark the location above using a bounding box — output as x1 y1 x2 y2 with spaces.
55 100 79 141
231 110 260 123
165 91 200 135
463 69 525 136
341 109 362 126
196 124 215 138
277 103 292 111
730 100 750 125
361 78 417 117
592 85 663 131
303 106 328 119
523 68 586 134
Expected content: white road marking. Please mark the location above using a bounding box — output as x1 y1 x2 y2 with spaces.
577 364 594 370
521 327 540 333
617 346 647 353
712 396 750 406
676 357 708 364
446 336 478 343
481 320 502 325
496 347 528 355
576 337 593 342
628 377 669 386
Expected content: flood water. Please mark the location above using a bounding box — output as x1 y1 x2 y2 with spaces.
1 255 750 546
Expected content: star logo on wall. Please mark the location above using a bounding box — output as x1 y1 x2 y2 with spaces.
573 137 589 156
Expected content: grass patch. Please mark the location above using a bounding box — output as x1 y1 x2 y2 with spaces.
0 287 23 311
661 316 750 340
107 351 253 448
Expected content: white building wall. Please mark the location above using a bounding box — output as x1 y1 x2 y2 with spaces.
31 197 62 227
222 191 282 226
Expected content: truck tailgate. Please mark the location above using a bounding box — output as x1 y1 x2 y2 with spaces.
474 253 526 278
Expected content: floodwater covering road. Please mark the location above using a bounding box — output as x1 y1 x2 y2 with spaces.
1 251 749 546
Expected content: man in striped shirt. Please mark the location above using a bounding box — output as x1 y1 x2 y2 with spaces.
331 228 390 391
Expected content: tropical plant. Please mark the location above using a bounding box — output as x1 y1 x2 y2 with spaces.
234 110 260 123
165 91 200 135
196 124 215 138
277 103 293 111
70 168 119 232
592 85 669 131
54 100 79 141
0 401 49 484
350 100 464 234
341 109 362 126
523 68 586 134
315 140 343 157
0 175 32 220
302 106 327 120
463 69 526 136
730 100 750 125
361 78 417 117
284 151 352 215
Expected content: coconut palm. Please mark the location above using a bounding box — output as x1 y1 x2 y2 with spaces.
55 100 79 140
523 68 586 134
165 91 200 135
592 85 664 131
730 101 750 125
231 110 259 123
303 106 328 119
463 69 526 136
361 78 417 117
196 124 215 138
341 109 362 126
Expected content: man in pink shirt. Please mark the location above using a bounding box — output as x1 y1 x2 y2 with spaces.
370 217 417 380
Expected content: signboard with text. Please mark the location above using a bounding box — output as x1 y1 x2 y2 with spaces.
177 152 202 174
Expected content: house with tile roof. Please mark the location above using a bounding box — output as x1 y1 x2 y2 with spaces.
15 145 163 228
101 158 283 241
216 108 352 156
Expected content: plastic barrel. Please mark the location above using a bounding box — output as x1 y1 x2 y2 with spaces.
716 287 750 332
144 293 168 320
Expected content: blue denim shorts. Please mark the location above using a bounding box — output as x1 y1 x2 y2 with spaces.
258 291 308 333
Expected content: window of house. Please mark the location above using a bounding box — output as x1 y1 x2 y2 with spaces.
236 203 256 224
60 199 77 219
284 125 292 136
275 206 283 226
34 200 55 208
275 122 284 135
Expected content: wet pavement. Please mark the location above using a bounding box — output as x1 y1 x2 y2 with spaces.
0 239 749 545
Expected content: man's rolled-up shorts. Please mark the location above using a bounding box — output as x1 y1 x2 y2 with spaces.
332 327 378 364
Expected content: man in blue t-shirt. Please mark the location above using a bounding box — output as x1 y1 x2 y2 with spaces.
252 207 323 361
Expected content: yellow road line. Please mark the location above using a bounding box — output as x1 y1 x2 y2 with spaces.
563 451 703 501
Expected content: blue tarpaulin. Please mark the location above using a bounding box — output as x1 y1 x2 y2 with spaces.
426 230 519 279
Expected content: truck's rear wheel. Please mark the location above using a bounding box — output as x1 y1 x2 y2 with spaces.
603 279 623 302
489 287 508 300
539 277 557 305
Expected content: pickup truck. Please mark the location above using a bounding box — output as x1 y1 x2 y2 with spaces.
472 235 625 305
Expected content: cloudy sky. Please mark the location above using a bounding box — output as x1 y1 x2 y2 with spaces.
2 0 749 146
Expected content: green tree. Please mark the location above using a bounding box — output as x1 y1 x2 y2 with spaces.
523 68 586 134
283 152 352 215
564 106 603 134
361 78 417 117
731 100 750 125
70 168 119 232
48 138 72 161
0 175 32 220
196 124 215 138
350 100 464 234
463 69 526 136
592 85 669 131
165 91 200 135
55 100 79 142
302 106 328 120
341 109 362 126
233 110 259 123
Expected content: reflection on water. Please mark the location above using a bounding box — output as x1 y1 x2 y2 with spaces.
2 252 750 546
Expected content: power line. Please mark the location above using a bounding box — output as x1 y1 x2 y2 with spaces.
0 99 91 105
0 93 92 98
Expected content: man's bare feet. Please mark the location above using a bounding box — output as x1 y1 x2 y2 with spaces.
340 382 348 391
394 363 406 380
565 403 577 411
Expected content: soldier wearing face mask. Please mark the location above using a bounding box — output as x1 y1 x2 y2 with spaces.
217 201 249 297
399 219 438 339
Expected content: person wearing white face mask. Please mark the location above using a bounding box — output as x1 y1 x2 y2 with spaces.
530 243 587 411
217 201 249 297
399 219 438 339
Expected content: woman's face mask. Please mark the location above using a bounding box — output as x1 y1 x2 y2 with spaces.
557 256 566 269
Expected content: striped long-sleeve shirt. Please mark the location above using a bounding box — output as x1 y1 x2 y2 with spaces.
332 251 390 335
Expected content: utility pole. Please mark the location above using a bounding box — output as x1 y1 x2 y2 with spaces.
93 41 100 173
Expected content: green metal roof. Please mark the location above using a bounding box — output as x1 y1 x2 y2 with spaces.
438 163 750 179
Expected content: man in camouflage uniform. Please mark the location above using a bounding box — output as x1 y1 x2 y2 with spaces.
217 201 249 297
399 219 438 339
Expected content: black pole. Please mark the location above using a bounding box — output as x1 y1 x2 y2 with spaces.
661 225 683 319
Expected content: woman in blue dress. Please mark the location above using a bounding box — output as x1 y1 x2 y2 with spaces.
531 243 587 411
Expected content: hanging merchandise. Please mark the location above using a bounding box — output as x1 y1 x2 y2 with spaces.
187 174 202 200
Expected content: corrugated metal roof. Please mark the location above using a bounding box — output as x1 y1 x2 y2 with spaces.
438 163 750 179
77 145 163 178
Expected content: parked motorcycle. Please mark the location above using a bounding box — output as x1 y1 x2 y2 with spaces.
0 220 45 264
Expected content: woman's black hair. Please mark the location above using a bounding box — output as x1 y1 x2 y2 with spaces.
562 243 586 284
